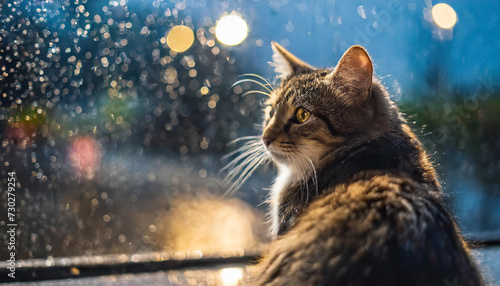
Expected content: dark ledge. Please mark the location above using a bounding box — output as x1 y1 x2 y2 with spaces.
0 251 260 283
1 235 499 283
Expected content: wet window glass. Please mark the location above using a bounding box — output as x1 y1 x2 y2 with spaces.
0 0 499 283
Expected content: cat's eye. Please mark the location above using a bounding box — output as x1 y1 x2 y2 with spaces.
296 108 310 123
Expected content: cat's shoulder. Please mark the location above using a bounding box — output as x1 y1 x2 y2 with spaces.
255 173 480 286
298 171 446 235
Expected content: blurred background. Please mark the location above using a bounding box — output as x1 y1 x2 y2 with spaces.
1 0 499 284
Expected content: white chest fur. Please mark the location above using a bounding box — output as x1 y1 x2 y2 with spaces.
269 165 298 237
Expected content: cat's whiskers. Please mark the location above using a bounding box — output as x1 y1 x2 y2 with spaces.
222 140 263 165
227 135 262 145
242 90 272 97
231 78 274 95
287 151 308 203
279 146 320 203
264 148 309 205
225 151 266 195
233 155 267 196
240 73 276 88
292 151 311 203
296 145 319 197
231 74 278 100
222 137 270 196
224 145 265 178
221 72 277 196
239 73 277 93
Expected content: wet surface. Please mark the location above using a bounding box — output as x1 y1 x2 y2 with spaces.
0 251 257 284
1 247 499 285
4 264 248 286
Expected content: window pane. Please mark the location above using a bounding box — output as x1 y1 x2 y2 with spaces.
0 3 498 283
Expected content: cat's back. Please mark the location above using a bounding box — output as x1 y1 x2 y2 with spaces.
255 171 483 286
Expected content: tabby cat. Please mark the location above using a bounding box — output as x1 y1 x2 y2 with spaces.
244 43 484 285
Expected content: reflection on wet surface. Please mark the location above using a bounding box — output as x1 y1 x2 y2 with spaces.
5 264 247 286
3 247 500 285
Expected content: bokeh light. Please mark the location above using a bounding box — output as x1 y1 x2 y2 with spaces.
4 123 34 150
157 198 264 256
432 3 458 29
166 25 195 53
220 267 243 286
68 136 102 175
215 14 248 46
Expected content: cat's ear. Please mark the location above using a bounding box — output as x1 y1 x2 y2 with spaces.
271 42 314 79
329 45 373 100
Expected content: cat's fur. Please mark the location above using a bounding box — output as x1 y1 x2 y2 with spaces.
251 43 483 285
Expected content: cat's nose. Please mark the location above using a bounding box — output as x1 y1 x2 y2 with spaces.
263 135 275 147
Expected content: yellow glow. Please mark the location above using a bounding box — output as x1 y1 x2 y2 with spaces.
431 3 457 29
215 14 248 46
200 86 209 95
220 267 243 286
166 25 194 53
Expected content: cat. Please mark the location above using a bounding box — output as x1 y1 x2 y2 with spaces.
242 43 484 285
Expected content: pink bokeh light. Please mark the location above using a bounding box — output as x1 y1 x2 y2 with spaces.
68 136 102 173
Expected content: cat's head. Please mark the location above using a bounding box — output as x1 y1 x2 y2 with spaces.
263 43 395 175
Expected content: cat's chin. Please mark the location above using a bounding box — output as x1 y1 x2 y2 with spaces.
266 149 289 163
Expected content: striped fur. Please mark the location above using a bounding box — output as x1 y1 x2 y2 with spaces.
250 44 484 285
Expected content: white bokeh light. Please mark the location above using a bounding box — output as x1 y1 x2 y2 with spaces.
431 3 457 29
220 267 243 286
215 14 248 46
